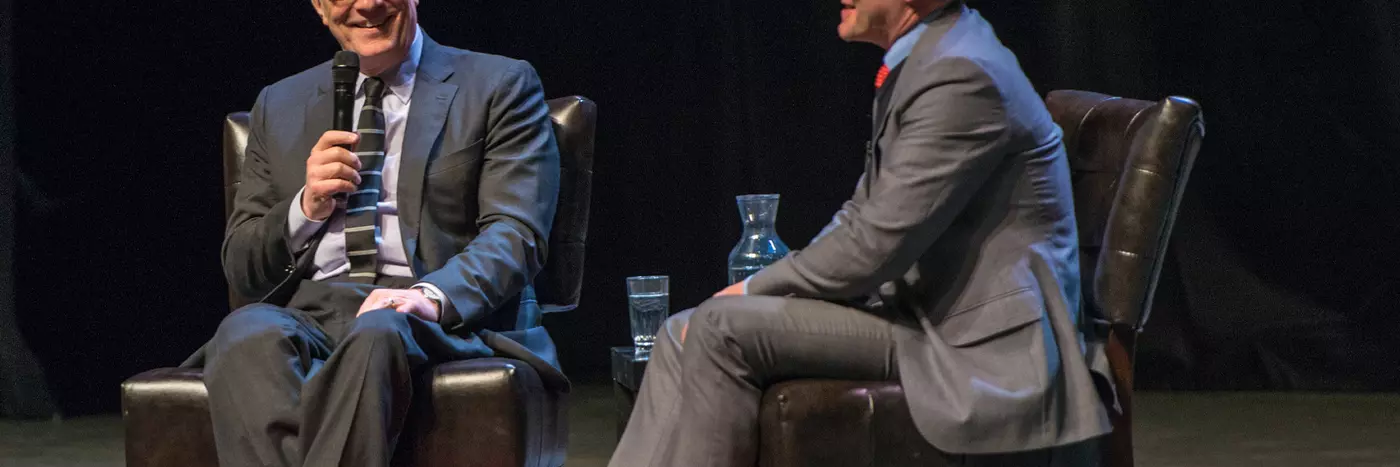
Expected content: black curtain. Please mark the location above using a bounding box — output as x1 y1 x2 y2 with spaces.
6 0 1399 415
0 0 58 419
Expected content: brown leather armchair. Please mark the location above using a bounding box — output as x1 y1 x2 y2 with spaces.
121 96 597 467
756 91 1204 467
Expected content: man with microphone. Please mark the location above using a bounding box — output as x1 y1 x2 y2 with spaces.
609 0 1112 465
186 1 562 466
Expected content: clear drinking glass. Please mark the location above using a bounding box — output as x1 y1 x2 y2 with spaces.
626 275 670 358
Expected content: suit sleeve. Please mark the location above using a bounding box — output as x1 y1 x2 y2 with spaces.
221 87 305 302
807 175 868 245
746 58 1009 298
421 61 560 331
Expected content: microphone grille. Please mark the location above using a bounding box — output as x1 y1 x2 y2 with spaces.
331 51 359 84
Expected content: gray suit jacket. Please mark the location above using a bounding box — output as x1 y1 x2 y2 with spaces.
746 4 1112 453
203 34 565 388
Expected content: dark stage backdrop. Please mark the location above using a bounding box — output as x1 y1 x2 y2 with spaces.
0 0 57 419
4 1 1398 415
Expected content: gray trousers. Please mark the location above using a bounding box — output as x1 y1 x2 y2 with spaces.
607 295 1099 467
202 276 491 467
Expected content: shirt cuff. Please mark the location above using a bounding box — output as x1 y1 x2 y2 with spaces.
287 187 326 253
742 276 752 295
412 282 455 320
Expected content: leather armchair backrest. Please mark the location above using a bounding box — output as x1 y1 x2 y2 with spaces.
222 113 251 311
1045 90 1205 330
221 112 250 222
535 96 597 313
221 96 597 313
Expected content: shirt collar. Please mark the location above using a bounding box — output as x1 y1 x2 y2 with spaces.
882 8 944 70
356 25 423 105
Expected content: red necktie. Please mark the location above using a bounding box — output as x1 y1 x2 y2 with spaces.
875 64 891 89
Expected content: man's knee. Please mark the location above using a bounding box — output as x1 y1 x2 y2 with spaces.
206 305 303 384
687 297 759 346
210 305 299 357
343 309 411 350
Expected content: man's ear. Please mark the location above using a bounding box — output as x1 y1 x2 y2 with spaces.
310 0 330 26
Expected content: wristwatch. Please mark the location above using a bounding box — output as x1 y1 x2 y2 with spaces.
413 285 445 318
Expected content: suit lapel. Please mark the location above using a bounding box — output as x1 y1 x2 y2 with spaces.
398 35 458 272
870 3 966 147
305 78 333 182
296 72 334 262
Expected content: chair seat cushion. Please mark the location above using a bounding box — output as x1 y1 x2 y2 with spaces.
122 358 566 467
759 380 944 467
122 368 217 467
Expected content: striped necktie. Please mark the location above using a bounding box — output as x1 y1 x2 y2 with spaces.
345 77 388 282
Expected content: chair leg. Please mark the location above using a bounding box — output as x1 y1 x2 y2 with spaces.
1102 327 1137 467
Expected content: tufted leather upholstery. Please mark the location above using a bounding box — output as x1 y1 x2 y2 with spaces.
124 96 597 467
756 91 1204 467
1050 91 1204 332
1048 90 1204 467
759 380 945 467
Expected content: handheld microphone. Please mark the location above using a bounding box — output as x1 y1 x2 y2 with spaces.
330 51 359 201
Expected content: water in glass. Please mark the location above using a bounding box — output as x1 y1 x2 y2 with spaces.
628 291 668 352
626 275 670 358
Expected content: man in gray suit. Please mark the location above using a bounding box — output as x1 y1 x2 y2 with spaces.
189 1 562 466
609 0 1112 465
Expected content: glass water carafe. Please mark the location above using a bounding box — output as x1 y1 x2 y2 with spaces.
727 194 791 284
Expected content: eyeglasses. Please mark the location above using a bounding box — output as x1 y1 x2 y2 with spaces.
319 0 402 12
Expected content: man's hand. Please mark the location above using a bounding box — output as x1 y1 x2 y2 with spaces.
357 288 441 323
302 131 362 221
713 281 745 297
682 281 749 343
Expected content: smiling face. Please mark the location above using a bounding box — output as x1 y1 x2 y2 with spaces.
312 0 419 77
839 0 947 49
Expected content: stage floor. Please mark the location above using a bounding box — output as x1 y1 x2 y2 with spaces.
3 385 1398 466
